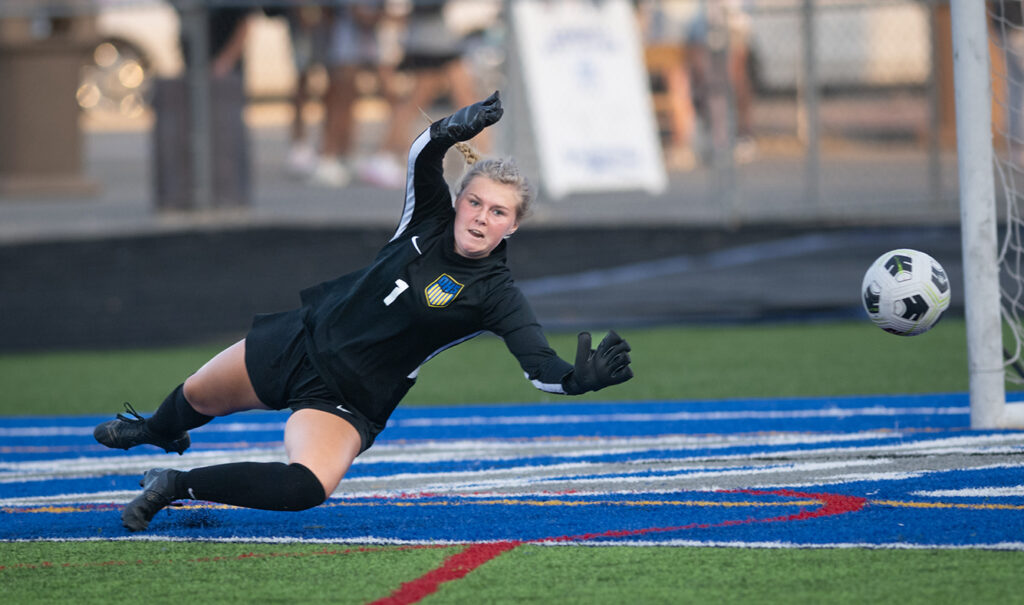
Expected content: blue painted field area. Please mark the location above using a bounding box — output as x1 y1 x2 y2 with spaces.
3 394 1024 548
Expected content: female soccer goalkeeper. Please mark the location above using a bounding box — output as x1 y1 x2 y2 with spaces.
94 91 634 532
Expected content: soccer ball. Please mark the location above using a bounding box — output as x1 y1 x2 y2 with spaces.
861 249 951 336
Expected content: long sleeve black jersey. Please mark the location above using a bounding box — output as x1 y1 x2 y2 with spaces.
298 124 574 426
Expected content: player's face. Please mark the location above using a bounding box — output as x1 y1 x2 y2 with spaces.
453 177 520 259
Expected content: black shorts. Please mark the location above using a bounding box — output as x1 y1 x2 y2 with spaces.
245 309 382 454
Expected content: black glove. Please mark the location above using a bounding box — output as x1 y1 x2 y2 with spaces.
432 91 503 143
563 330 634 395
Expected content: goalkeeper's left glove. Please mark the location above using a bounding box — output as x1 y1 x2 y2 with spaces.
563 330 634 395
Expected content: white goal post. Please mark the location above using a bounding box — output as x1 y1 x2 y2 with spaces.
955 0 1024 427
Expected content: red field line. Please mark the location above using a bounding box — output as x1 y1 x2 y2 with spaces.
365 489 867 604
4 489 867 604
531 489 866 543
369 541 522 605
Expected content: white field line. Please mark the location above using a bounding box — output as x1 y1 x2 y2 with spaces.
4 432 1023 489
0 449 287 483
4 429 1016 484
0 421 287 438
0 437 907 489
328 460 900 496
3 458 901 506
0 490 139 505
361 430 902 460
11 462 1024 506
0 458 894 506
0 405 968 438
747 461 1024 491
0 484 834 506
0 430 902 482
5 536 1024 551
682 433 1024 463
388 406 970 428
912 485 1024 498
321 458 1024 500
540 540 1024 550
6 431 1024 506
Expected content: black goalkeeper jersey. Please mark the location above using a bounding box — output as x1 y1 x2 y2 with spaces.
298 124 574 426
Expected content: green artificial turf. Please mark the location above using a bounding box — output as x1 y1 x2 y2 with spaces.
0 319 991 417
1 541 459 604
4 319 1022 604
429 546 1024 604
5 542 1024 605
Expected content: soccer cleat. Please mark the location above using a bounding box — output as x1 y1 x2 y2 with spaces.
93 402 190 455
122 468 181 532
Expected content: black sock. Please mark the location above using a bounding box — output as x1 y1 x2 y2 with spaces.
175 462 327 511
146 384 213 438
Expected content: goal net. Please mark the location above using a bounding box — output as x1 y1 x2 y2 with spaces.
973 0 1024 425
992 1 1024 384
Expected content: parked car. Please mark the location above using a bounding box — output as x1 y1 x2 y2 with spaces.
79 0 296 116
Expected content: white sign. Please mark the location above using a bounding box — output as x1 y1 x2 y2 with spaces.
511 0 667 199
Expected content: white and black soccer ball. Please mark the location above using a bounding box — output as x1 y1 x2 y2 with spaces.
861 249 951 336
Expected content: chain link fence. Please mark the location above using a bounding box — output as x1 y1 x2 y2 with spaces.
0 0 962 226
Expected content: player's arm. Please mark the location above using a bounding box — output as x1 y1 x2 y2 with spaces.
488 286 633 395
503 325 633 395
394 92 504 238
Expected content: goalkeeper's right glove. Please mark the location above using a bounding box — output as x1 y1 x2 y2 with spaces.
431 90 503 143
563 330 634 395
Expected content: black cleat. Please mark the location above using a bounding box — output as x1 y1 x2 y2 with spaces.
93 402 190 455
122 468 181 532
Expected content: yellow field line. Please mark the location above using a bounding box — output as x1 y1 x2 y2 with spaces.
10 498 1024 515
325 499 822 508
4 499 820 514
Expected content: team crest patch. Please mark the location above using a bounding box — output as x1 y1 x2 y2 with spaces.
425 274 464 308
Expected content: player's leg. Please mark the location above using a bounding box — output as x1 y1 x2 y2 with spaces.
181 338 269 416
382 67 446 155
321 64 359 158
94 339 269 454
283 407 362 496
122 408 361 531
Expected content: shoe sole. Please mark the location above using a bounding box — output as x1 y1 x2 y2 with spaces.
93 421 190 455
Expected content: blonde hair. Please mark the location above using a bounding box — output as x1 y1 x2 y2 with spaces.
454 144 534 221
454 142 481 165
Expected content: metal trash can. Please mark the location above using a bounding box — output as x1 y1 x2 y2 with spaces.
151 72 251 209
0 16 99 196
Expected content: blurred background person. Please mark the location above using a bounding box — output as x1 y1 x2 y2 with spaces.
359 0 483 189
309 0 388 187
638 0 699 171
197 5 252 79
284 3 331 178
687 0 757 165
723 0 756 163
155 3 256 208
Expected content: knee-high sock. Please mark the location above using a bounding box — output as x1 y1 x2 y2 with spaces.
175 462 327 511
146 384 213 437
